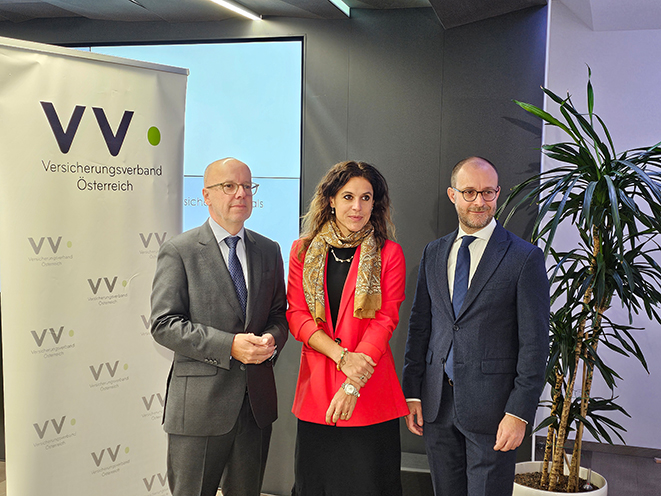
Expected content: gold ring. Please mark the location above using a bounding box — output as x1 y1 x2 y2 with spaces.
360 375 365 380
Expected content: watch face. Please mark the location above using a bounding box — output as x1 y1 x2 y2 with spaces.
344 384 356 395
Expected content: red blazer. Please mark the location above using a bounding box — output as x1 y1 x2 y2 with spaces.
287 239 409 426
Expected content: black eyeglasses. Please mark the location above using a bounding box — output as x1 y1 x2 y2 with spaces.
452 186 500 202
205 182 259 196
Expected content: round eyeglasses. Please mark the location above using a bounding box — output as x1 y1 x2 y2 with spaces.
452 186 500 202
205 182 259 196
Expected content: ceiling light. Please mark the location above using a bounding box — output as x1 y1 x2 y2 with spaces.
207 0 262 21
328 0 350 17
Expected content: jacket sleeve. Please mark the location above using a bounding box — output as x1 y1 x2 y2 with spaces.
402 242 433 399
354 241 406 363
150 239 235 370
505 245 550 423
262 241 289 354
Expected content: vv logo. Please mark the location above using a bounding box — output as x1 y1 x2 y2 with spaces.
143 473 167 492
91 445 128 467
141 393 165 412
33 415 70 440
41 101 134 156
31 326 66 347
139 232 167 249
28 236 62 255
88 276 125 295
89 360 125 381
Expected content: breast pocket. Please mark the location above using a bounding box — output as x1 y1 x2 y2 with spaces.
483 280 514 292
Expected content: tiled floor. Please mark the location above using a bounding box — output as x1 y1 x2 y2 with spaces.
0 453 659 495
0 461 5 496
534 440 661 496
589 450 661 496
400 444 661 496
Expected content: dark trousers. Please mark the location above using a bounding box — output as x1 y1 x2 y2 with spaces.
423 382 516 496
167 394 272 496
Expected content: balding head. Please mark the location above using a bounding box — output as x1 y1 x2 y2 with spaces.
450 156 498 188
204 158 249 184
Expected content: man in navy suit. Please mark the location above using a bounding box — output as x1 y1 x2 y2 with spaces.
403 156 549 496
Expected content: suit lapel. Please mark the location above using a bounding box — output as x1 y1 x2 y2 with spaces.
457 223 510 318
438 231 456 320
244 229 262 329
198 223 246 323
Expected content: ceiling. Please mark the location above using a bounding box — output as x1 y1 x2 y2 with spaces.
560 0 661 31
0 0 659 31
0 0 546 29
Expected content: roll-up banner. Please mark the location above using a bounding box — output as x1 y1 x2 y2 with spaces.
0 37 187 496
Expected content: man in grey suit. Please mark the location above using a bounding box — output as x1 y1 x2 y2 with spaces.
150 157 288 496
403 157 549 496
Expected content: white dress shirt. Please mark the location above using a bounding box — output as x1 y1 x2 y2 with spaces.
208 218 249 292
447 218 497 298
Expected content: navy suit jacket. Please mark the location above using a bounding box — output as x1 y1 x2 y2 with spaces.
402 222 549 434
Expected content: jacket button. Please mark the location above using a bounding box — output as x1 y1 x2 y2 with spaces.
240 364 247 371
453 325 459 331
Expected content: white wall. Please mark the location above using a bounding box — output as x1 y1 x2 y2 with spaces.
543 0 661 449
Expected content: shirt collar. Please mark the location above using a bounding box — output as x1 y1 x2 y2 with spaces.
208 217 245 245
457 217 497 244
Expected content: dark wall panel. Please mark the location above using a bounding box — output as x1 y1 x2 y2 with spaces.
441 6 547 239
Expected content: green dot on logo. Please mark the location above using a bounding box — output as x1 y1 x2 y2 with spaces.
124 363 129 371
67 241 72 248
148 127 161 146
125 446 130 454
69 329 74 337
70 418 76 426
122 280 128 287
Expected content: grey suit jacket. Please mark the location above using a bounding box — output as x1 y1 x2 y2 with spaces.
402 222 549 434
150 221 288 436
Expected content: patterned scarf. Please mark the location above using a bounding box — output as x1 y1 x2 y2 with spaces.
302 219 382 322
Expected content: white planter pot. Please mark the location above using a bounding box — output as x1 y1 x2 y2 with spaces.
513 461 608 495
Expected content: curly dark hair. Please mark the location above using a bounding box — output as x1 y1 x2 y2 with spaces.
299 161 395 256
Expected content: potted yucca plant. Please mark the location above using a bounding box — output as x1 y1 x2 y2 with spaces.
499 68 661 493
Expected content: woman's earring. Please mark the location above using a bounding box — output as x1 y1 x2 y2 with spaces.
331 207 335 215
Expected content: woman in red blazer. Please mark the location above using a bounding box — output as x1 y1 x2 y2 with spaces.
287 161 409 496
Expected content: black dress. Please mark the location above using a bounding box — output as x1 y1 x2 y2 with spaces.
292 246 403 496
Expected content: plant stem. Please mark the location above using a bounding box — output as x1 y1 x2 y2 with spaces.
568 227 606 492
549 357 580 491
551 261 595 490
541 369 564 488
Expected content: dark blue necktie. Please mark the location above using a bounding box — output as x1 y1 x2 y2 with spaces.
225 236 247 317
446 235 476 382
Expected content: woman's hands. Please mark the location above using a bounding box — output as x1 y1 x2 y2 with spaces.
325 379 360 424
325 351 374 423
307 330 376 388
340 351 375 388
